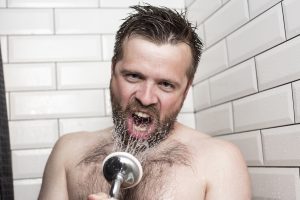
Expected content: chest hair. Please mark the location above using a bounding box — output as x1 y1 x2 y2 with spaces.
72 140 191 200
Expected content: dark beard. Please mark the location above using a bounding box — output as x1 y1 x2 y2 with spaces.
110 88 179 158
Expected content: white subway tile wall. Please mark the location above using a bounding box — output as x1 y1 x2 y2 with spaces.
2 0 300 198
8 0 99 8
249 168 300 200
10 90 105 119
195 39 228 82
9 120 58 149
57 62 111 89
192 80 210 111
256 35 300 91
195 103 233 136
59 117 113 135
4 63 56 91
12 149 51 179
204 0 249 47
102 35 115 61
186 0 300 197
9 35 102 62
282 0 300 39
227 3 285 66
248 0 281 18
0 0 6 7
55 9 129 34
293 80 300 123
100 0 185 8
262 124 300 166
210 58 258 105
188 0 300 198
233 84 294 132
1 1 200 197
14 179 42 200
0 36 8 63
0 9 54 35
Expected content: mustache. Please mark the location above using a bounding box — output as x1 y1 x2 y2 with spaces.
125 99 159 119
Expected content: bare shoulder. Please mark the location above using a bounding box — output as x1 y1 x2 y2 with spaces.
173 123 251 199
52 128 113 166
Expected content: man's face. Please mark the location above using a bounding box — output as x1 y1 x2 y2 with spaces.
110 37 192 153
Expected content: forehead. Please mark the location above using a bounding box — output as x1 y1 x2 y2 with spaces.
119 37 192 78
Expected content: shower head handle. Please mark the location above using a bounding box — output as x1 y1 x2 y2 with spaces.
102 152 143 199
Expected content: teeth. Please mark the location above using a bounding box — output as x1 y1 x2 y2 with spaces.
134 124 147 131
135 112 150 118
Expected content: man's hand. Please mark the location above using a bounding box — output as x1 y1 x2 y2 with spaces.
87 192 111 200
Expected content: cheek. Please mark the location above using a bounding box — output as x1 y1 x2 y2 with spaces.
160 94 184 115
112 78 135 106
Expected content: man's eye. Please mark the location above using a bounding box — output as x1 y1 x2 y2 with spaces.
160 81 175 91
125 73 140 82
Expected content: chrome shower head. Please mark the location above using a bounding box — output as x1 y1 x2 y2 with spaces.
102 152 143 199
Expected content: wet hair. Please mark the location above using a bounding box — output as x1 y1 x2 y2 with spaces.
112 4 203 81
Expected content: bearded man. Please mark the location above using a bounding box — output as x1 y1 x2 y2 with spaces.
38 5 251 200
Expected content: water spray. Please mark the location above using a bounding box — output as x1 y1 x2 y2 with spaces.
102 152 143 200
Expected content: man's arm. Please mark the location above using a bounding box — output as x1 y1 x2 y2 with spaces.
205 140 251 200
38 135 69 200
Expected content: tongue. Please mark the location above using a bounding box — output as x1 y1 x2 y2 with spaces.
127 115 153 139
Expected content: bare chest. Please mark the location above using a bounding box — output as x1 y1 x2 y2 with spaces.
67 161 206 200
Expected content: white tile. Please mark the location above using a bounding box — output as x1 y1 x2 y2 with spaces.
195 40 228 82
10 90 105 120
59 117 113 135
249 167 300 200
195 24 205 46
0 9 53 35
204 0 249 47
293 80 300 123
57 62 111 89
217 131 264 166
177 112 195 129
8 0 98 8
210 58 258 105
9 120 58 150
262 124 300 166
100 0 185 8
256 35 300 90
12 149 51 179
283 0 300 39
181 88 194 112
0 0 6 7
6 93 9 119
14 179 42 200
55 9 129 34
187 0 222 24
227 4 285 66
9 35 102 62
248 0 281 18
222 0 230 4
102 35 115 61
195 103 233 136
1 36 8 63
185 0 195 8
193 80 211 111
105 88 112 116
233 84 294 132
4 63 55 91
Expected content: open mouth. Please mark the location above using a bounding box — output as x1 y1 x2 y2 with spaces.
127 111 155 139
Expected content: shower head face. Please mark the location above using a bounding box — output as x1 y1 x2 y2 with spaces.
102 152 143 189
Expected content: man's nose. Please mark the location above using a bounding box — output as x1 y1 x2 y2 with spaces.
135 83 158 106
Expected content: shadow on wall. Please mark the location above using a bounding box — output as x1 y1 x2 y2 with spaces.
0 45 14 199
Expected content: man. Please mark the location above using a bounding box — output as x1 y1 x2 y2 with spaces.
38 5 251 200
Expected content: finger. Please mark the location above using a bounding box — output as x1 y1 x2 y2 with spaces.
87 193 109 200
